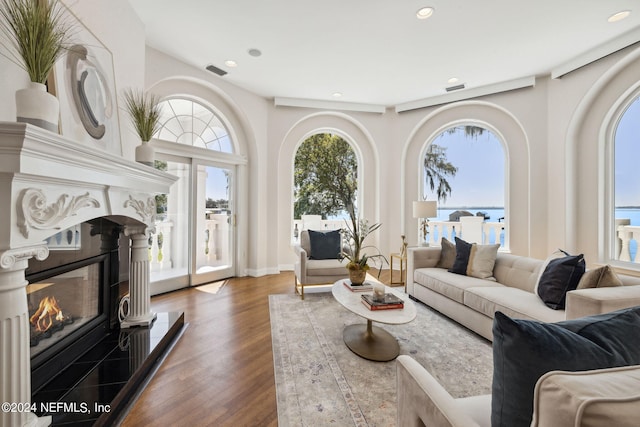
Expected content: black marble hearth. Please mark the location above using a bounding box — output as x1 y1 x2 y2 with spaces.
32 312 186 426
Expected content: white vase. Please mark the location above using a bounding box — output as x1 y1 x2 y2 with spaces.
135 140 155 166
15 82 59 133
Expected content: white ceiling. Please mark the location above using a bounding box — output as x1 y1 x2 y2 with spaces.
129 0 640 109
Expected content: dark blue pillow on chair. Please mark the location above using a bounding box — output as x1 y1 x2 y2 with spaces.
308 229 341 260
491 306 640 427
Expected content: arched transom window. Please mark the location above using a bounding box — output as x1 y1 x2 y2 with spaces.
155 98 233 153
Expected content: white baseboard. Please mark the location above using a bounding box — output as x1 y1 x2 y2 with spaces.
243 266 281 277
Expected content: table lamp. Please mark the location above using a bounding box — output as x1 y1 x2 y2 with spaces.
413 201 438 246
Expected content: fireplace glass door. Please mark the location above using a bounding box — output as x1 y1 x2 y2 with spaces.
27 263 101 358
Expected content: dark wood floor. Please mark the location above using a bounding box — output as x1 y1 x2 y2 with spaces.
121 269 393 427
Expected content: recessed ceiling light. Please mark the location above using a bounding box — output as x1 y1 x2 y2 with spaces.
416 7 434 20
248 48 262 57
332 92 343 98
224 60 237 67
608 10 631 23
448 77 459 84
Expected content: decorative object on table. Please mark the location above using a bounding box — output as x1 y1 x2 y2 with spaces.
340 214 387 285
123 88 162 166
361 293 404 310
372 281 386 301
342 280 373 292
0 0 74 132
400 234 407 257
413 200 438 246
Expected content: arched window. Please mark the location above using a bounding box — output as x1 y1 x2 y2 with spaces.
422 125 506 246
612 96 640 263
155 98 233 153
293 133 358 230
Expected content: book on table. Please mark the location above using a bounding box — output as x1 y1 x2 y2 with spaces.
361 293 404 310
343 280 373 292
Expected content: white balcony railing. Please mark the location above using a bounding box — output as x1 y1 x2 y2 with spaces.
148 216 231 273
291 217 506 248
617 223 640 263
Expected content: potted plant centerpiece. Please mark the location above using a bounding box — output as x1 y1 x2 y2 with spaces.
341 214 387 285
0 0 74 132
122 88 162 166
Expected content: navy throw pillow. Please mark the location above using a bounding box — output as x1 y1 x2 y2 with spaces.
308 229 341 260
448 237 472 275
491 306 640 427
536 251 585 309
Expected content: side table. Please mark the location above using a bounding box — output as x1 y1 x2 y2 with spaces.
389 252 406 290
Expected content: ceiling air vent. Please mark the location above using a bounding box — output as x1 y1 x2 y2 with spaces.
205 64 227 76
445 83 465 92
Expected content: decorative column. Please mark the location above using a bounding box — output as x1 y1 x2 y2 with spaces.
121 225 156 328
0 246 51 427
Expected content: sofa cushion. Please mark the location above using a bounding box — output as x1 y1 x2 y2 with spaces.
436 237 456 269
414 268 502 304
531 365 640 427
449 237 473 275
577 265 623 289
536 251 585 309
466 243 500 280
491 306 640 427
308 229 341 260
464 287 564 323
493 253 543 293
305 258 346 275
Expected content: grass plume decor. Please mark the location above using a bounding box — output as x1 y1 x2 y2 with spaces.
123 89 162 142
0 0 74 83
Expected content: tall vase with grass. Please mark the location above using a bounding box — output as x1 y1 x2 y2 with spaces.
123 88 162 166
0 0 74 132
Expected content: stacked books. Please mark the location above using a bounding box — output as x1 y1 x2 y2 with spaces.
361 293 404 310
343 280 373 292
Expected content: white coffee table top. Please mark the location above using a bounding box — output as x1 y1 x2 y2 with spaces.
331 279 417 325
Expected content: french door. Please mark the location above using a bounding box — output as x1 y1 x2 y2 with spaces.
192 160 235 285
150 155 236 294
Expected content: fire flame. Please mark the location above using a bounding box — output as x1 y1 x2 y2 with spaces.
30 296 64 332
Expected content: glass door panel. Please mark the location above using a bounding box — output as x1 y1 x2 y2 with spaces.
192 163 235 285
150 159 191 294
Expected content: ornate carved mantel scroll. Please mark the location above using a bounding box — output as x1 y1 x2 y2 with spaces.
18 188 101 238
124 195 156 224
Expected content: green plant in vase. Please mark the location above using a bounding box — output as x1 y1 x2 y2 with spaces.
341 213 387 285
0 0 74 131
122 88 162 166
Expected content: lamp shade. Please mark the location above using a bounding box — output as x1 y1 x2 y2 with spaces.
413 200 437 218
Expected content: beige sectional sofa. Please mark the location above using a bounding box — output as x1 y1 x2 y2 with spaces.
406 246 640 340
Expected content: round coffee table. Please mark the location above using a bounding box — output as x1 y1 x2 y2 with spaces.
331 280 416 362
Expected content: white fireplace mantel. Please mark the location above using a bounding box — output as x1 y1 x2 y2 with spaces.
0 122 177 427
0 122 177 250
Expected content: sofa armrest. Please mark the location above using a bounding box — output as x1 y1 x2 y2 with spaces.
406 247 441 294
565 285 640 320
397 355 482 427
293 243 307 282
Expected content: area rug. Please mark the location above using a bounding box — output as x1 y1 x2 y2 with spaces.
270 292 494 427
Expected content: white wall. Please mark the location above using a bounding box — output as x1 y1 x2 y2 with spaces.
3 1 640 275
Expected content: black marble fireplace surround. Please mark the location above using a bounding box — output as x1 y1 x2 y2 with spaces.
26 219 185 426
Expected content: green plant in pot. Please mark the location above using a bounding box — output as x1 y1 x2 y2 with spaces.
341 212 387 285
0 0 74 132
122 88 162 166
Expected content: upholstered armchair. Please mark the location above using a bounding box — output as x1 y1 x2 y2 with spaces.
293 229 348 299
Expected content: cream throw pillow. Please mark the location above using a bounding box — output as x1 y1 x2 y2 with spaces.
577 265 623 289
466 243 500 280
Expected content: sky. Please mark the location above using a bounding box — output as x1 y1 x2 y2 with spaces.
615 96 640 207
424 127 505 208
